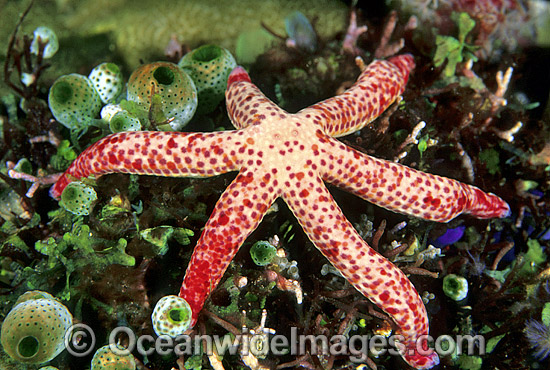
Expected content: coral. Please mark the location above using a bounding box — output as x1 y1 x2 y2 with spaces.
90 345 136 370
151 295 192 337
178 45 237 115
88 63 124 104
0 293 72 364
127 62 197 130
48 74 102 130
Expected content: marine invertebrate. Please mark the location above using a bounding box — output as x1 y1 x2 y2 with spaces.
127 61 197 130
284 11 317 52
59 181 98 216
45 54 510 368
30 26 58 58
109 110 141 133
524 319 550 360
250 240 278 266
48 74 102 129
90 344 136 370
151 295 192 337
178 44 237 114
88 62 124 104
0 293 72 364
442 273 469 301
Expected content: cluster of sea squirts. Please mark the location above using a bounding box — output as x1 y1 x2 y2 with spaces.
41 26 238 215
47 30 237 133
0 289 136 369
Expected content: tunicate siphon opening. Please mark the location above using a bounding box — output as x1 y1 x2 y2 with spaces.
169 307 189 324
153 66 175 85
193 45 222 62
104 63 120 74
52 81 73 104
17 336 39 358
61 185 78 201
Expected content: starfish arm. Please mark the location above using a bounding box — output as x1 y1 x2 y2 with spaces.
321 139 510 222
282 176 439 369
295 54 415 138
226 66 288 129
178 170 278 325
49 130 241 199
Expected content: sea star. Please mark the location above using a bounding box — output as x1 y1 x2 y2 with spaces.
49 55 509 369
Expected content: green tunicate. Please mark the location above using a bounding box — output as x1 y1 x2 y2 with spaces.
109 110 142 133
0 296 72 364
15 290 56 306
151 295 192 337
30 26 58 59
178 45 236 115
48 74 102 129
60 181 98 216
91 344 136 370
442 274 468 301
89 62 124 104
250 241 277 266
127 62 197 130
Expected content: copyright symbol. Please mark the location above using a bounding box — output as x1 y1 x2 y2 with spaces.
64 323 96 357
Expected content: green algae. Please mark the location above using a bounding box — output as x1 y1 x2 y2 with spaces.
139 225 194 256
32 224 135 299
